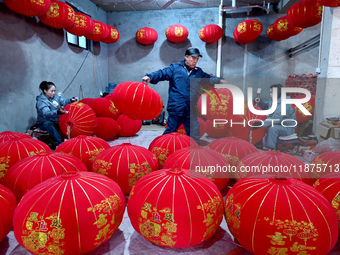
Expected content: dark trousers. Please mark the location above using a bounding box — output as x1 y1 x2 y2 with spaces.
38 121 63 146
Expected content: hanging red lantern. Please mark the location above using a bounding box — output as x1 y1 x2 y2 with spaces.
13 171 125 255
149 132 197 169
4 0 51 17
101 25 119 44
88 97 120 120
112 81 163 120
55 135 110 171
86 20 110 41
273 16 298 40
311 151 340 178
233 19 263 44
117 114 142 137
292 95 315 123
59 102 97 139
4 152 87 201
207 137 258 167
287 0 323 28
225 178 338 254
0 131 32 143
199 24 223 43
65 12 95 37
128 167 224 248
317 0 340 7
166 24 189 43
290 26 303 36
95 117 119 140
163 145 230 191
136 27 158 45
0 138 51 184
0 184 16 242
266 24 284 41
38 0 75 29
92 143 159 195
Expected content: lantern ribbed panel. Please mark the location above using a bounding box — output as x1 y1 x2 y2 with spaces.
0 184 16 242
4 0 51 17
38 1 75 29
101 26 119 44
86 20 110 41
287 0 323 28
233 19 263 44
311 151 340 178
136 27 158 45
0 131 32 143
65 12 94 36
165 24 188 43
317 0 340 7
199 24 223 43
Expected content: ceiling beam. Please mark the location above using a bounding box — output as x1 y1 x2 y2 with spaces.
276 0 300 13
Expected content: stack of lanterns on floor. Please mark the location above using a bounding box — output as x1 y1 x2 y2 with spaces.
1 79 340 254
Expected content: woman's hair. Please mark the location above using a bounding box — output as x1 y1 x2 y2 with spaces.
270 83 283 99
39 81 55 92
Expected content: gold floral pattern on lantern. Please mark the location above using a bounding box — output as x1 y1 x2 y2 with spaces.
0 156 10 180
128 162 152 188
224 194 242 237
47 2 59 18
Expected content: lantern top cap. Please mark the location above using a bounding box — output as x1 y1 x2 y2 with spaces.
185 47 202 58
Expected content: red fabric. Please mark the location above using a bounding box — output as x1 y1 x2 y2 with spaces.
273 16 298 40
112 81 163 120
287 0 323 28
59 102 97 138
92 143 159 195
199 24 223 43
311 151 340 178
88 97 120 120
207 136 258 166
95 117 119 140
127 168 224 248
0 184 16 242
165 24 188 43
4 152 87 201
55 135 110 171
317 0 340 7
86 20 110 41
117 114 142 137
233 19 263 44
292 95 315 123
0 131 32 143
38 1 75 29
198 117 206 138
79 97 94 105
0 138 51 184
65 12 94 36
13 171 125 255
101 26 119 44
205 119 230 138
225 178 338 254
4 0 51 17
136 27 158 45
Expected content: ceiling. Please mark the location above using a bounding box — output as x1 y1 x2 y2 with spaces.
89 0 282 12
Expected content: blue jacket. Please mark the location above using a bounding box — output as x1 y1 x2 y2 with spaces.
36 93 73 123
146 60 222 116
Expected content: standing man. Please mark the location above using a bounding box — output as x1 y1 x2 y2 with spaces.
142 47 226 144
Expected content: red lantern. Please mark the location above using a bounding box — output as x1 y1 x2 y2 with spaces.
233 19 263 44
38 0 75 29
207 137 258 167
0 131 32 143
290 26 303 36
165 24 189 43
13 171 125 255
112 81 163 120
59 102 97 138
0 184 16 242
136 27 158 45
199 24 223 43
205 119 230 138
88 97 120 120
292 95 315 123
79 97 94 105
65 12 95 37
318 0 340 7
101 25 119 44
4 152 87 201
148 132 197 168
86 20 110 41
266 24 283 41
117 114 142 137
0 138 51 183
92 143 159 195
128 168 224 248
311 151 340 178
198 117 206 138
55 135 110 171
225 178 338 254
273 16 298 40
4 0 51 17
163 145 230 191
287 0 323 28
95 117 119 140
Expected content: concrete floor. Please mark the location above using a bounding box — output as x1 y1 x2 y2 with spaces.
1 125 340 254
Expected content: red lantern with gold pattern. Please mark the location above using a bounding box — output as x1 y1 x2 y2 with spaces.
166 24 188 43
13 171 125 255
233 19 263 44
136 27 158 45
92 143 159 195
128 167 224 248
0 138 51 184
65 12 94 37
86 20 110 41
59 102 97 138
207 137 258 167
311 151 340 178
101 25 119 44
55 135 110 171
205 119 230 138
0 184 16 242
95 117 119 140
199 24 223 43
117 114 142 137
4 152 87 201
266 24 284 41
225 178 338 254
292 95 315 123
0 131 32 143
149 132 197 169
88 97 120 120
4 0 51 17
112 81 163 120
273 16 298 40
287 0 323 28
38 0 75 29
318 0 340 7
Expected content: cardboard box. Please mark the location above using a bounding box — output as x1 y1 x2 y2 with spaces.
302 150 319 162
316 122 340 141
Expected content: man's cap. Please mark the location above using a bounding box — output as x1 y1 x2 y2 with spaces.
185 47 202 57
